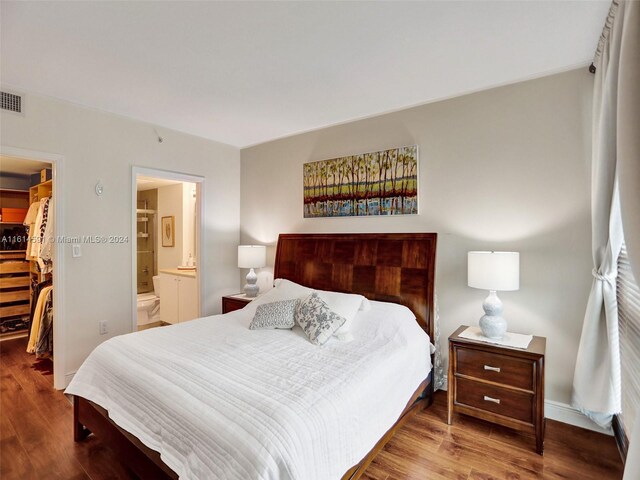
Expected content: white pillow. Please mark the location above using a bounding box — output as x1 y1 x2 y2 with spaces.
243 279 311 317
315 291 363 342
274 278 370 311
274 278 367 342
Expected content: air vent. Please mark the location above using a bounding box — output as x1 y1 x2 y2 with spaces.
1 91 22 113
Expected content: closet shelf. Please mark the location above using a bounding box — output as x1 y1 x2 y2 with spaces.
137 217 149 222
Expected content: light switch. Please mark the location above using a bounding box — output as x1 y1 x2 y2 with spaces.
72 244 81 258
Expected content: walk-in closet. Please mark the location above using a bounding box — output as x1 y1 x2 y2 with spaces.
0 155 55 381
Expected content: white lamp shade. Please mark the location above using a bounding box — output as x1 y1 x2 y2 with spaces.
238 245 266 269
468 251 519 291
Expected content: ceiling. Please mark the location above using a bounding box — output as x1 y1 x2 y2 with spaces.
0 155 51 176
1 1 608 148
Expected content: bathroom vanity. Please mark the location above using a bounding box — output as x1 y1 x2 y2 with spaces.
158 269 199 324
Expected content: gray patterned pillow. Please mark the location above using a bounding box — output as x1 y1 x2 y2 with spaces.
249 299 298 330
295 292 346 345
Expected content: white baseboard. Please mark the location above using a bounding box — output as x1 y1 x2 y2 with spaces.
439 375 612 435
545 400 612 435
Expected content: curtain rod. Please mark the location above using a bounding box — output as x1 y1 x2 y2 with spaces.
590 0 620 74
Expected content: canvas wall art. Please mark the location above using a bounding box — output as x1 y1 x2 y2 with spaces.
161 216 175 247
303 145 418 218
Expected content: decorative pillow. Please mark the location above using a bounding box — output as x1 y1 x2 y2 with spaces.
249 299 298 330
295 292 346 346
275 279 368 342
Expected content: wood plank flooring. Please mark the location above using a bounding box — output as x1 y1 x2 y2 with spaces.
1 337 624 479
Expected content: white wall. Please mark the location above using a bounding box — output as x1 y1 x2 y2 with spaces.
157 182 197 269
157 183 185 269
182 182 196 264
1 92 241 379
241 68 593 406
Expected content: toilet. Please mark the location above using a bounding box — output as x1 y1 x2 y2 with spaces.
137 275 160 325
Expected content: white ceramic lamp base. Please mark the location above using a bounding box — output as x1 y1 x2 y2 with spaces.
478 290 507 339
243 268 259 297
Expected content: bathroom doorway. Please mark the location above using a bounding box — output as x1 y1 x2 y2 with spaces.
132 168 203 332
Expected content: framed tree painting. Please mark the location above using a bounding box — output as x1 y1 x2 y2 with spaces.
303 145 418 218
161 216 175 247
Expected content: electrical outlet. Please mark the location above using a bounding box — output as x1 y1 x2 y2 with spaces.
72 244 81 258
99 320 108 335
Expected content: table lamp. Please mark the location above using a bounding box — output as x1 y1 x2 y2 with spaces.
468 251 520 339
238 245 266 297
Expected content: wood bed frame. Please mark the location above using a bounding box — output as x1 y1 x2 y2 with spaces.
74 232 438 479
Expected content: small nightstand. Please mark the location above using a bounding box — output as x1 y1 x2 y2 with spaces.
447 325 546 454
222 294 256 314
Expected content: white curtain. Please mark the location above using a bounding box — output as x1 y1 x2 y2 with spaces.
617 1 640 477
571 0 625 429
617 0 640 281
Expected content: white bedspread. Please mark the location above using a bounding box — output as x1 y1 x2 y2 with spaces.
66 301 432 480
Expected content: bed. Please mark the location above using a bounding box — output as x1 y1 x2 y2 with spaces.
69 232 437 479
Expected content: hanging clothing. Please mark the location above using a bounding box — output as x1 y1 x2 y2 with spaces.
23 202 39 260
28 200 44 259
28 198 49 260
27 286 53 354
35 300 53 359
23 202 39 225
28 278 52 337
38 197 54 274
32 197 50 261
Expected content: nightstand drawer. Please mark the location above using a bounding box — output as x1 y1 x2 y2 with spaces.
456 377 534 424
456 347 535 391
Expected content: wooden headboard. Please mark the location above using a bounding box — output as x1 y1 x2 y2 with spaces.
273 233 437 340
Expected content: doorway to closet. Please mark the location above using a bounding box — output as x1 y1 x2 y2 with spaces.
0 154 57 386
132 168 203 332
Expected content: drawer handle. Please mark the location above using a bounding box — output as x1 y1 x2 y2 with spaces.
484 365 501 373
483 395 501 404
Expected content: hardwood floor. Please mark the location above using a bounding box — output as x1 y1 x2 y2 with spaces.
1 338 624 480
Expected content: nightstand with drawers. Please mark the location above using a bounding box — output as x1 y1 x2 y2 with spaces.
447 325 546 454
222 294 256 314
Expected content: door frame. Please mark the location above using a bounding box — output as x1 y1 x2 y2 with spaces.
1 145 66 389
131 166 204 332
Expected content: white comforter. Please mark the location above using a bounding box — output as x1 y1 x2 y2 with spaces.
66 301 432 480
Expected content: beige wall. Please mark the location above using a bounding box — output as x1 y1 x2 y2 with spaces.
241 68 594 405
157 183 185 269
1 92 241 379
157 182 197 269
182 182 197 265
